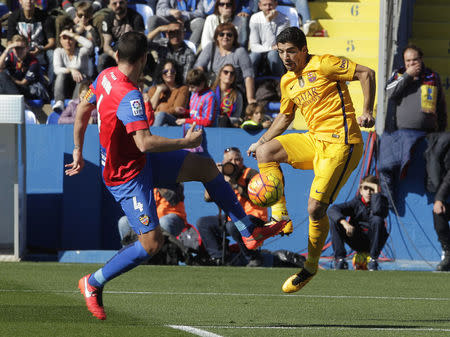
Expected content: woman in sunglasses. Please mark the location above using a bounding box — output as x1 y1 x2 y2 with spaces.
52 24 94 112
195 22 256 104
201 0 248 50
212 63 243 127
150 59 190 126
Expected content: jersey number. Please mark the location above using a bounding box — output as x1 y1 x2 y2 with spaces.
133 196 144 212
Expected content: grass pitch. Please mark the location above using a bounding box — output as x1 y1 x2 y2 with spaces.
0 262 449 337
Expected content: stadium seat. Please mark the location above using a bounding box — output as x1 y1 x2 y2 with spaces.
277 5 300 28
25 110 38 124
26 99 44 108
46 111 61 125
128 3 154 35
184 40 196 54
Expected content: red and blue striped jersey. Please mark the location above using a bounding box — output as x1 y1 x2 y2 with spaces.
87 67 149 186
185 88 218 127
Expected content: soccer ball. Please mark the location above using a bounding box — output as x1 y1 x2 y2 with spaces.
352 251 369 270
248 173 283 207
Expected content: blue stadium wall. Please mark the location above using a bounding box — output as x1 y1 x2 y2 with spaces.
25 125 442 262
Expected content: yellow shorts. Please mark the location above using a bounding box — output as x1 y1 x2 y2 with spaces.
275 132 363 204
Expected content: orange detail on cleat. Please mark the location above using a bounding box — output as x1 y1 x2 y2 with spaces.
78 274 106 320
243 220 287 250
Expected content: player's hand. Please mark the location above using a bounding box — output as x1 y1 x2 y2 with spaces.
65 148 85 176
357 113 375 128
184 122 203 148
433 200 446 215
247 142 259 157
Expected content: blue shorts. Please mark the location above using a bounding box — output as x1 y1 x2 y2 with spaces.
106 150 189 235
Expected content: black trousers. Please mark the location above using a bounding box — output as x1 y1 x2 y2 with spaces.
330 215 389 259
433 203 450 252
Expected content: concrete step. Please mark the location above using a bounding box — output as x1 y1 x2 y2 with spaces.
413 5 450 22
307 37 378 58
409 39 450 58
412 22 450 39
318 19 378 38
415 0 450 5
310 1 379 21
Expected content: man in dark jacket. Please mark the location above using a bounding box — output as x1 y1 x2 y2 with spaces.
328 175 389 271
426 132 450 271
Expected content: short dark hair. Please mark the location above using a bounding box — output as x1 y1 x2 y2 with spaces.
186 68 207 87
276 27 307 50
213 0 236 16
117 31 148 64
402 44 423 59
361 174 379 186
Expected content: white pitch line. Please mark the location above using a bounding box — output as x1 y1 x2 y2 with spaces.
192 326 450 333
1 289 449 302
167 325 223 337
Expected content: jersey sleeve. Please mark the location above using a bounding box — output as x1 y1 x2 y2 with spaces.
319 54 356 82
117 90 149 133
85 78 98 104
279 75 296 116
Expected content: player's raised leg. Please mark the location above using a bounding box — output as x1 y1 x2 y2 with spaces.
177 152 287 249
255 137 293 235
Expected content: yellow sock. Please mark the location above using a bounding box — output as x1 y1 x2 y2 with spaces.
258 162 287 220
304 216 330 274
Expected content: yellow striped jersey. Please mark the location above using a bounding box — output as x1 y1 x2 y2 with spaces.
280 54 363 144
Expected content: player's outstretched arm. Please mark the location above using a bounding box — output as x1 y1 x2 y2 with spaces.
354 64 376 128
247 112 294 157
133 122 203 153
65 100 96 176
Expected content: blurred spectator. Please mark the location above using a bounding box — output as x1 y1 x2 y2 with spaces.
73 1 101 49
149 0 206 47
195 22 256 104
249 0 288 77
241 102 272 131
425 132 450 272
147 18 195 81
150 59 190 126
212 63 243 127
288 0 317 36
58 81 97 124
52 27 94 111
196 147 268 266
201 0 248 50
328 175 389 271
118 185 188 247
175 68 218 127
379 45 447 203
61 0 106 20
7 0 56 81
97 0 145 72
0 34 49 101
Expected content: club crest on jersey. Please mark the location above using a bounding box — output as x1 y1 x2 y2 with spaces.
130 99 143 116
139 215 149 226
307 72 316 83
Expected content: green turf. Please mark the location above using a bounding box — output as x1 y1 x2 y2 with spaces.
0 262 449 337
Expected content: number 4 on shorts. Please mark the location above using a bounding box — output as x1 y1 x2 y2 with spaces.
133 196 143 212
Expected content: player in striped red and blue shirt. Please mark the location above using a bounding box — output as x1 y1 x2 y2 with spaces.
65 32 287 320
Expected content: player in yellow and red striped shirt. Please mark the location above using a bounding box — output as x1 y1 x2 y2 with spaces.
247 27 376 293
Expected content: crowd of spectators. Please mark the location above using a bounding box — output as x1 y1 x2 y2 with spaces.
0 0 318 127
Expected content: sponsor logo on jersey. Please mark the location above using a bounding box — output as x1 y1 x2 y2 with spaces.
307 72 316 83
139 215 149 226
130 99 144 116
